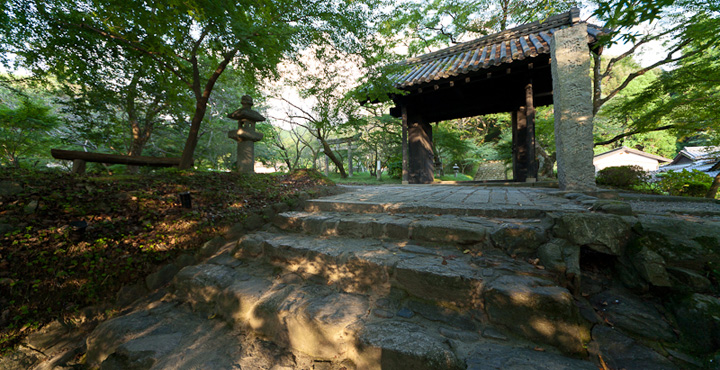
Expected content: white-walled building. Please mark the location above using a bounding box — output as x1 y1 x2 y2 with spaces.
593 146 672 173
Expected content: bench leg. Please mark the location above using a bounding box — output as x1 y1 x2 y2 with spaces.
72 159 86 174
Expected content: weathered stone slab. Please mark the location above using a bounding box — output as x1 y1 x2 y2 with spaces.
394 255 483 307
483 275 590 355
633 215 720 271
553 213 632 255
358 321 464 370
590 290 676 342
466 342 597 370
671 293 720 353
490 222 549 257
588 325 680 370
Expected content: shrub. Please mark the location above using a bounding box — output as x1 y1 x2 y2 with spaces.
387 160 403 179
656 169 712 197
596 165 649 189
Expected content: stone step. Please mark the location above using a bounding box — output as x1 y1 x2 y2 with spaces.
228 232 590 355
274 211 551 255
165 246 596 369
305 198 582 218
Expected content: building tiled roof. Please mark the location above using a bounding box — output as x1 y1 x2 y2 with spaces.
594 146 672 163
675 146 720 161
393 8 606 89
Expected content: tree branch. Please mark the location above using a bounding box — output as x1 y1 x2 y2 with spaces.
593 124 676 146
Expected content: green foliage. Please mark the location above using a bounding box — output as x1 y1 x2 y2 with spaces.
0 99 60 166
387 160 403 179
3 0 385 168
385 0 577 54
596 165 649 189
656 169 713 197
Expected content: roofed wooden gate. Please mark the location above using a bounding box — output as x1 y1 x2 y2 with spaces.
388 8 604 191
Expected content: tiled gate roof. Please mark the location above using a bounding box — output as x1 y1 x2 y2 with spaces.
393 8 606 88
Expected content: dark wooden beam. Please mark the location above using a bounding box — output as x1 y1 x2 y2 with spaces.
51 149 182 167
525 80 538 180
401 105 409 183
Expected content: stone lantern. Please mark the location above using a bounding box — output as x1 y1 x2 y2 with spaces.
227 95 265 173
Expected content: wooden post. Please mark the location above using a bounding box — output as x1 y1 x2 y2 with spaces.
408 114 434 184
401 105 409 184
525 81 538 181
512 108 528 182
72 159 86 174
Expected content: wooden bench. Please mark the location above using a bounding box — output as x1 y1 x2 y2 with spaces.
51 149 184 174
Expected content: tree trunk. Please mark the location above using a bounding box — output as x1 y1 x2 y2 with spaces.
707 163 720 199
319 136 347 178
178 50 236 170
536 143 556 179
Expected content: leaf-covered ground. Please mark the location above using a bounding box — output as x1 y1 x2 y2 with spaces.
0 168 334 353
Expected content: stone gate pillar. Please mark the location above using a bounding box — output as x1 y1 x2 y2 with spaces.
550 24 596 191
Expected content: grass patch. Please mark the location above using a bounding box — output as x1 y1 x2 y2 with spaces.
436 173 474 182
324 171 401 185
0 167 332 354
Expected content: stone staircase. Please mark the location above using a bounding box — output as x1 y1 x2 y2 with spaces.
74 185 720 370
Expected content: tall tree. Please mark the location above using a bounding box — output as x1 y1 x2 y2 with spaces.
3 0 379 169
385 0 578 54
593 0 720 197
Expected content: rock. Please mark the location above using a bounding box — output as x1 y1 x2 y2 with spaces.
590 200 633 215
630 247 672 287
86 303 245 369
665 348 704 369
466 342 597 370
0 181 22 197
553 213 632 256
667 266 712 293
206 251 242 268
373 309 394 318
588 325 680 370
116 282 149 306
406 299 479 331
480 327 508 341
538 239 580 277
671 293 720 353
483 275 590 355
23 200 38 214
233 233 267 258
633 215 720 271
272 201 291 214
25 320 70 350
590 290 676 342
244 212 265 230
174 253 195 269
358 320 464 370
490 223 548 257
145 263 180 291
438 326 479 342
224 223 245 240
411 218 489 245
615 254 651 292
196 236 227 259
396 307 414 318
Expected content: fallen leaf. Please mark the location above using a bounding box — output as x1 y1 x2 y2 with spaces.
533 347 545 352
